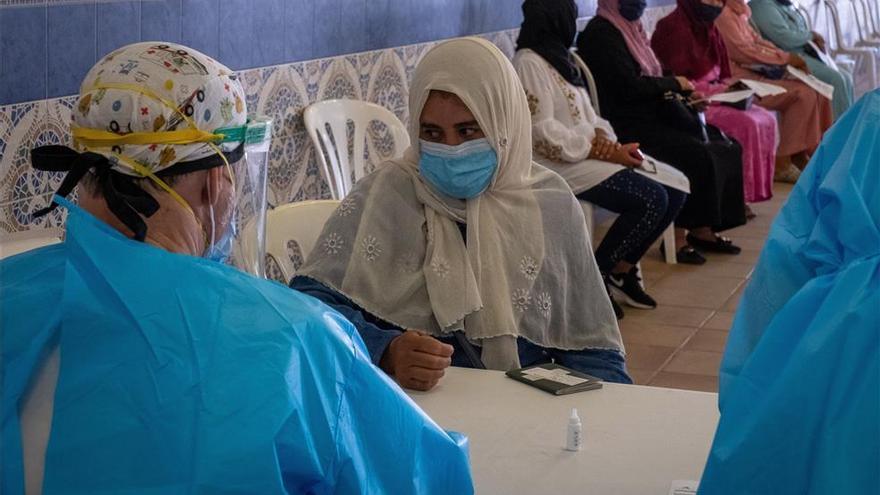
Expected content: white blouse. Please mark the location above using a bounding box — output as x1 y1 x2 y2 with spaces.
513 49 625 193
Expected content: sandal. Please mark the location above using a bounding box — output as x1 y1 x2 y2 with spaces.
686 234 742 255
745 204 757 220
774 164 801 184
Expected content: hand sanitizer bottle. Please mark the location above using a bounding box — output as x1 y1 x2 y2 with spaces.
565 408 582 452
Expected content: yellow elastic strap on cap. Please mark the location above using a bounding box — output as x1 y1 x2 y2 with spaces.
72 126 223 147
78 80 238 205
81 81 204 132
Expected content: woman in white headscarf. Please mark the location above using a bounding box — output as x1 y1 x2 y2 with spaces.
292 37 628 391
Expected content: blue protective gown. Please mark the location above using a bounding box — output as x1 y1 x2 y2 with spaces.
0 198 473 494
698 90 880 494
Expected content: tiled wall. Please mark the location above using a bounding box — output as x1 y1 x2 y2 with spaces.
0 4 679 236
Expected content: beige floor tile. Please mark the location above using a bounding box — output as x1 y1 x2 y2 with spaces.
619 321 698 348
624 304 715 328
623 344 677 371
722 286 746 312
683 330 729 353
651 274 745 309
649 372 719 393
667 259 754 279
663 349 724 376
703 311 736 331
627 368 657 385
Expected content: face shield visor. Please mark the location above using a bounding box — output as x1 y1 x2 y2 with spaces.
213 117 272 276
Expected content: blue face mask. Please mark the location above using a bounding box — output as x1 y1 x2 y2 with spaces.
204 204 236 264
619 0 647 21
418 138 498 199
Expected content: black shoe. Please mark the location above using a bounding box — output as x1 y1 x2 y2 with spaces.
660 242 707 265
603 275 625 320
608 268 657 309
686 233 742 254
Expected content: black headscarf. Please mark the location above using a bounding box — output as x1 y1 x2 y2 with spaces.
516 0 585 87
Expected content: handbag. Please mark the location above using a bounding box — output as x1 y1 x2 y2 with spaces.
744 63 787 80
659 91 709 142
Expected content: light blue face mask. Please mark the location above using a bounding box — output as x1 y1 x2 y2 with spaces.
418 138 498 199
204 203 236 264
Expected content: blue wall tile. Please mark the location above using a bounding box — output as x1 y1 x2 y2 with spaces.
284 0 316 63
219 0 286 70
98 1 141 59
141 0 183 44
0 6 48 104
181 0 219 59
48 1 97 98
251 0 286 68
313 0 367 59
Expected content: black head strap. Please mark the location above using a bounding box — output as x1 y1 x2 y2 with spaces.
31 143 244 241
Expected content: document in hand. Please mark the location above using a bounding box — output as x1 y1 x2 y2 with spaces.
807 40 840 71
707 89 755 103
786 66 834 100
739 79 787 97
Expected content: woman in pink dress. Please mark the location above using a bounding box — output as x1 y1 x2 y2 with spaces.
652 0 778 210
715 0 833 183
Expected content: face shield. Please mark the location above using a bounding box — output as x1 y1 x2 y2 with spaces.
214 117 273 276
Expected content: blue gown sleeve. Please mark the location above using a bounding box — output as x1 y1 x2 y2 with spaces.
290 276 403 365
750 1 812 52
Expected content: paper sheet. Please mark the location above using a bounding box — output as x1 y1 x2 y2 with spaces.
786 66 834 101
739 79 787 97
522 367 588 386
807 41 840 72
668 480 699 495
707 89 755 103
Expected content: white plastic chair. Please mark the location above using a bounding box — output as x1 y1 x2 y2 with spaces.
848 0 880 46
0 229 62 260
823 0 878 94
304 99 410 200
260 200 340 283
571 52 678 264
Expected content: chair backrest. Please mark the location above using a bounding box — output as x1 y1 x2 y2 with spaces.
570 50 601 116
304 99 410 200
0 229 62 260
794 0 816 30
262 200 340 283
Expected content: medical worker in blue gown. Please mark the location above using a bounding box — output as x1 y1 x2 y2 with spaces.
699 89 880 494
0 42 472 494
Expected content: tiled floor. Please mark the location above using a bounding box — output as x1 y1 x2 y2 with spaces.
618 182 793 393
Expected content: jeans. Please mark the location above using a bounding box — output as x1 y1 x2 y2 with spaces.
440 335 633 384
577 169 687 273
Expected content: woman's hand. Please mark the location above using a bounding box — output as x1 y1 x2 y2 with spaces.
675 76 695 92
380 330 453 391
811 31 826 53
787 52 810 73
590 130 619 161
610 143 644 167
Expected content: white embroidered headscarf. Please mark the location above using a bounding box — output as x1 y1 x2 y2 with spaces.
299 37 622 370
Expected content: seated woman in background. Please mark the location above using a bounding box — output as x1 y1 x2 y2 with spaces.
578 0 746 265
292 37 629 391
748 0 854 119
652 0 779 217
512 0 688 317
716 0 833 183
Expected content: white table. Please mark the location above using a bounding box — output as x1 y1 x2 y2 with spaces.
408 367 719 495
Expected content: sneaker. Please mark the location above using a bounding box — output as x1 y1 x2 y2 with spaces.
608 269 657 310
603 274 625 320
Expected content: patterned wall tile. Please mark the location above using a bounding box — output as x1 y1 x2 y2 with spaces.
0 193 67 235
